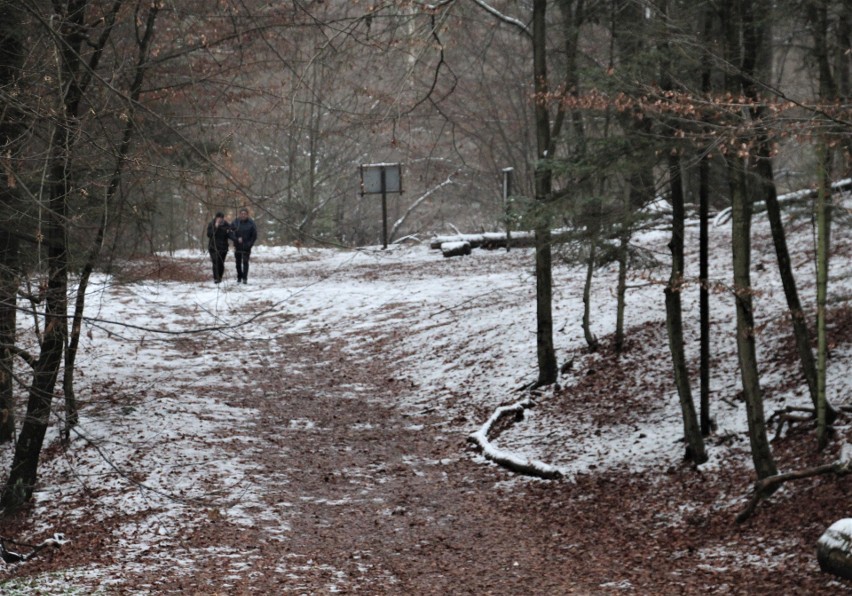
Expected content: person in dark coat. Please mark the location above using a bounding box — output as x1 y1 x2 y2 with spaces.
231 207 258 284
206 211 232 284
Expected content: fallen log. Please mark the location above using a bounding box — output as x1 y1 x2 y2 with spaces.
714 177 852 226
430 229 566 251
441 241 471 258
430 234 484 250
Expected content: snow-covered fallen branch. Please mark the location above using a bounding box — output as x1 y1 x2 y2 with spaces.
714 177 852 227
467 398 562 480
1 533 69 564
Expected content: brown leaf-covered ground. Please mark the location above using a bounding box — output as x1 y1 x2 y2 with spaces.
2 242 851 594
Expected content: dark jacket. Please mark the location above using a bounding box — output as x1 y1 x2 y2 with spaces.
207 219 232 253
231 217 257 253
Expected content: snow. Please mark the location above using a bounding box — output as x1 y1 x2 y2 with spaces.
1 191 851 590
818 519 852 552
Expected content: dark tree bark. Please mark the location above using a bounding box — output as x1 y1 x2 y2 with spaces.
532 0 557 386
0 1 24 443
718 0 778 483
64 1 157 440
657 0 706 464
804 0 844 449
698 0 715 437
614 227 629 353
581 232 599 353
2 0 87 510
741 0 837 425
665 153 707 464
728 158 778 480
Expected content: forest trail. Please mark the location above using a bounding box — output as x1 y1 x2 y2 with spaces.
179 326 587 594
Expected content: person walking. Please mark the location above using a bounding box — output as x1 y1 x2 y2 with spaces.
231 207 257 284
206 211 232 284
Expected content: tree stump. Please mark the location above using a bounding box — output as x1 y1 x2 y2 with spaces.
817 519 852 580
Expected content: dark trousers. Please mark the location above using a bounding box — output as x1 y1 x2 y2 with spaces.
235 250 251 281
210 249 227 282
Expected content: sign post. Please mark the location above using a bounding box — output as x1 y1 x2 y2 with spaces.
502 167 514 252
360 163 403 249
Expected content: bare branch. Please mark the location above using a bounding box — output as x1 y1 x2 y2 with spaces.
389 173 456 243
470 0 531 38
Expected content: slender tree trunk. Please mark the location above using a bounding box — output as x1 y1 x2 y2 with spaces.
0 232 17 444
2 135 70 511
614 225 628 353
666 153 707 464
656 0 706 463
719 0 777 482
806 0 841 450
582 233 598 352
698 153 711 436
64 2 157 439
729 158 778 480
815 140 831 449
756 147 833 421
2 0 87 510
698 0 714 437
532 0 557 386
740 0 835 423
0 1 24 443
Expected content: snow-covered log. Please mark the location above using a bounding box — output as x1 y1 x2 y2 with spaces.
430 234 484 250
441 241 471 258
818 519 852 580
468 398 562 480
430 229 562 251
714 177 852 227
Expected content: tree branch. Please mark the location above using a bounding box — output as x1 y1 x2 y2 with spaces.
470 0 531 38
737 458 852 523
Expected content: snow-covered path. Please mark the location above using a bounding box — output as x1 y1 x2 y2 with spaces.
2 233 851 593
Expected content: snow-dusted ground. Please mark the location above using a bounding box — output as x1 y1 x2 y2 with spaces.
1 194 851 592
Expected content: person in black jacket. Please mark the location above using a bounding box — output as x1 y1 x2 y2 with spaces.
206 211 232 284
231 207 258 284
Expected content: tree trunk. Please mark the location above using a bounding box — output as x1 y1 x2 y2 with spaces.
806 0 840 450
698 0 714 437
2 0 86 510
614 227 629 354
1 146 69 511
698 153 711 436
657 0 706 463
666 153 707 464
582 234 598 353
729 158 778 480
0 230 17 444
757 147 834 422
815 140 831 449
740 0 835 424
0 1 24 443
63 2 158 440
720 0 777 482
532 0 557 386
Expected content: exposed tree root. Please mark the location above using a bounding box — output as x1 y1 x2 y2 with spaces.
736 458 852 523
